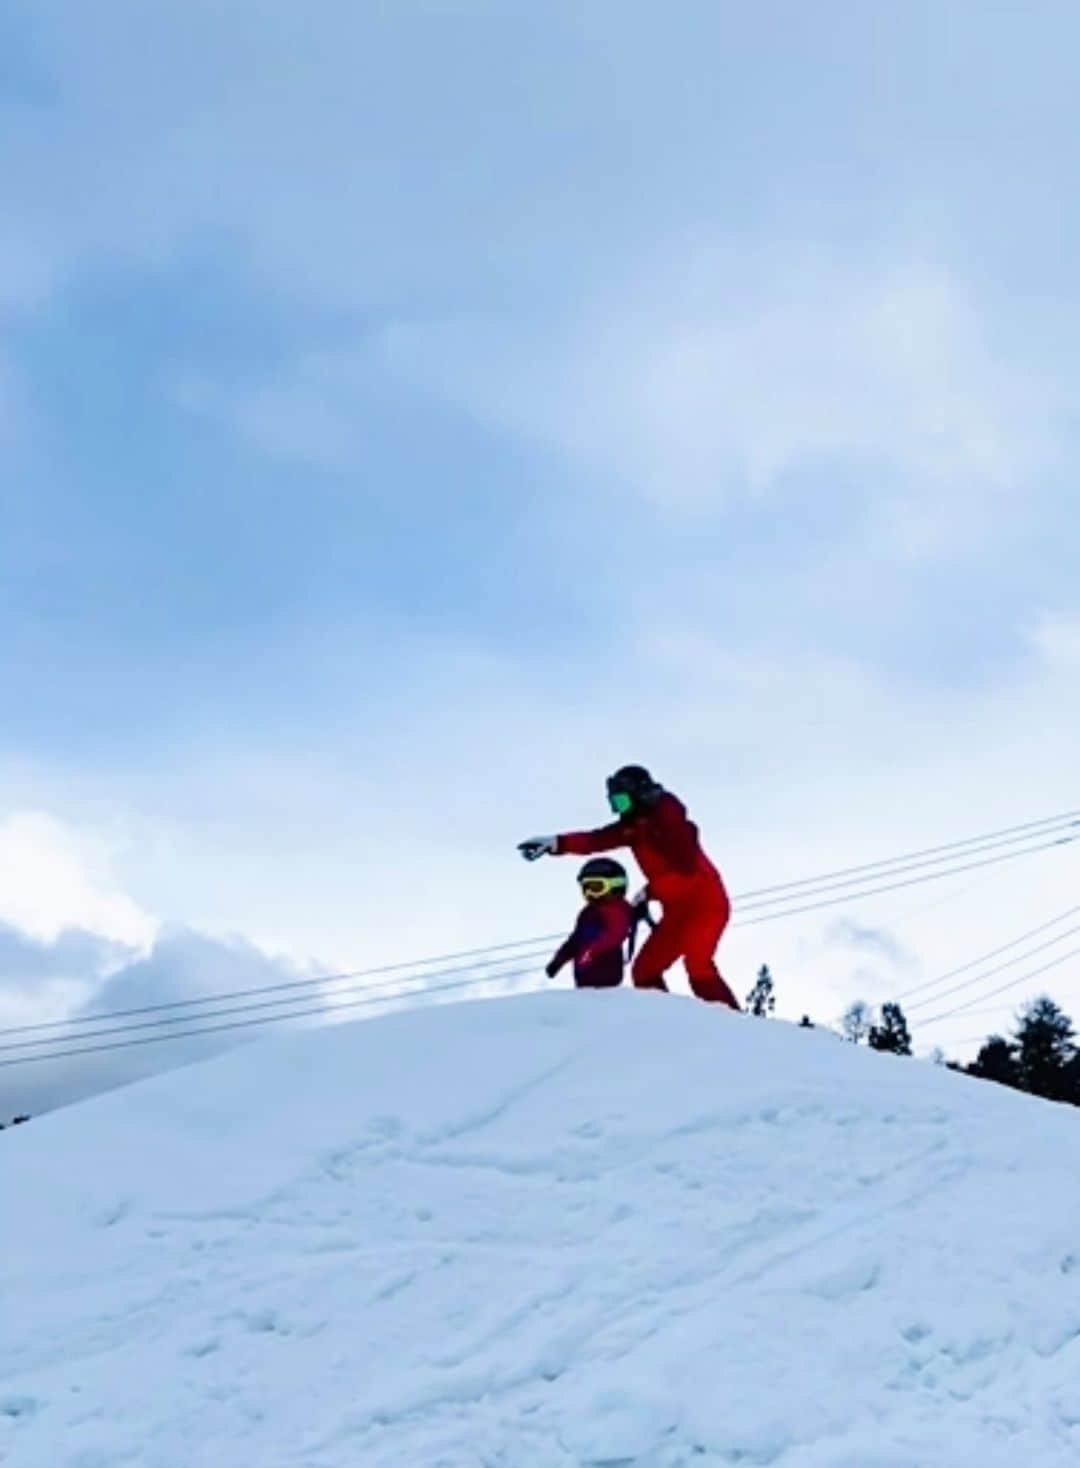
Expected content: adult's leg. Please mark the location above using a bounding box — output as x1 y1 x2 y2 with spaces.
630 913 686 992
683 898 740 1008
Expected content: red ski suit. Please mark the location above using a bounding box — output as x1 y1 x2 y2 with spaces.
556 793 739 1007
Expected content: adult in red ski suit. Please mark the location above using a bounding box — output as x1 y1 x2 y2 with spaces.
520 766 740 1008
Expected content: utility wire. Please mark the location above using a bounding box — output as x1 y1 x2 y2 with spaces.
736 821 1080 913
733 809 1079 903
0 943 553 1043
904 921 1080 1014
0 948 548 1055
0 966 543 1071
944 994 1080 1045
3 808 1075 1043
4 811 1077 1068
894 904 1080 1004
916 945 1080 1028
4 832 1065 1049
734 834 1075 928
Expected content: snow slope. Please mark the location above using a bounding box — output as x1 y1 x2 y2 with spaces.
3 992 1080 1468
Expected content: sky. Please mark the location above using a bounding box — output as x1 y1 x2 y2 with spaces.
2 1 1079 1115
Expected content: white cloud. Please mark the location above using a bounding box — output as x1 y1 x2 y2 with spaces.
0 925 312 1118
0 923 130 1034
825 919 915 972
0 813 157 950
385 251 1059 552
1030 610 1080 671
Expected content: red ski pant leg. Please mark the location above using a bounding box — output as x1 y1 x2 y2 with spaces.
632 891 739 1008
682 897 739 1008
630 914 685 992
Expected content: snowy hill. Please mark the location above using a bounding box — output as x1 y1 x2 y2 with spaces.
3 993 1080 1468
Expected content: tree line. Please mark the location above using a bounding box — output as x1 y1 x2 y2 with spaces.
747 966 1080 1108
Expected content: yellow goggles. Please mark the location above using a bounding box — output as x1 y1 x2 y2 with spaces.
579 876 626 899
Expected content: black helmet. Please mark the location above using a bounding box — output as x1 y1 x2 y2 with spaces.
577 857 629 900
606 765 663 815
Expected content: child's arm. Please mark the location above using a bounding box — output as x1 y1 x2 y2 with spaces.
545 933 579 979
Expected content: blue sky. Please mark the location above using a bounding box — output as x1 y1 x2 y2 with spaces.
2 2 1079 1110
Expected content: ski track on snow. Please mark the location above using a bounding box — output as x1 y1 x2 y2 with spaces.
3 991 1080 1467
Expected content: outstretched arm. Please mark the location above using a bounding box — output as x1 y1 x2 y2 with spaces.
520 817 633 863
555 822 631 857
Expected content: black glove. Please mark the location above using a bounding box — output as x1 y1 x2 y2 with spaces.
518 836 557 862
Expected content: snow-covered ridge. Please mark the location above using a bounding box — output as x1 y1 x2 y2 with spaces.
3 991 1080 1467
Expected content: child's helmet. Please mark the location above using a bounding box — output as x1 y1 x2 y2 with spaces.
578 857 629 901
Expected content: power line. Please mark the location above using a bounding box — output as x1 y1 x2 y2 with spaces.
734 834 1075 928
3 808 1075 1044
0 942 553 1043
894 904 1080 1004
734 809 1079 904
736 827 1077 914
0 948 549 1055
4 830 1063 1048
904 920 1080 1015
943 994 1080 1045
4 810 1077 1069
916 945 1080 1028
0 965 543 1071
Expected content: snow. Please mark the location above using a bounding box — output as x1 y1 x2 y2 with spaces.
3 991 1080 1468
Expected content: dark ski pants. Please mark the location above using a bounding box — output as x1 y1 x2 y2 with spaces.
632 894 740 1009
574 968 624 989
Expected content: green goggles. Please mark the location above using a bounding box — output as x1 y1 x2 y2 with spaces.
608 790 633 816
579 875 627 899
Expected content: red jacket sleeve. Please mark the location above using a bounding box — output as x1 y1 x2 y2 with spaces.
556 822 631 857
643 794 701 876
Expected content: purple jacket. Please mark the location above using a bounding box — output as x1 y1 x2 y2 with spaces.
547 896 633 989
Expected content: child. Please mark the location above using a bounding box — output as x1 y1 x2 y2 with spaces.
545 857 635 989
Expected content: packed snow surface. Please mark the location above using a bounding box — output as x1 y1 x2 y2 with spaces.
4 991 1080 1467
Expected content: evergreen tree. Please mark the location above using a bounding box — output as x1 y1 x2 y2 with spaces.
868 1002 912 1056
968 1034 1020 1089
842 1000 872 1045
746 965 776 1017
798 1014 814 1029
1014 997 1076 1102
1064 1050 1080 1107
